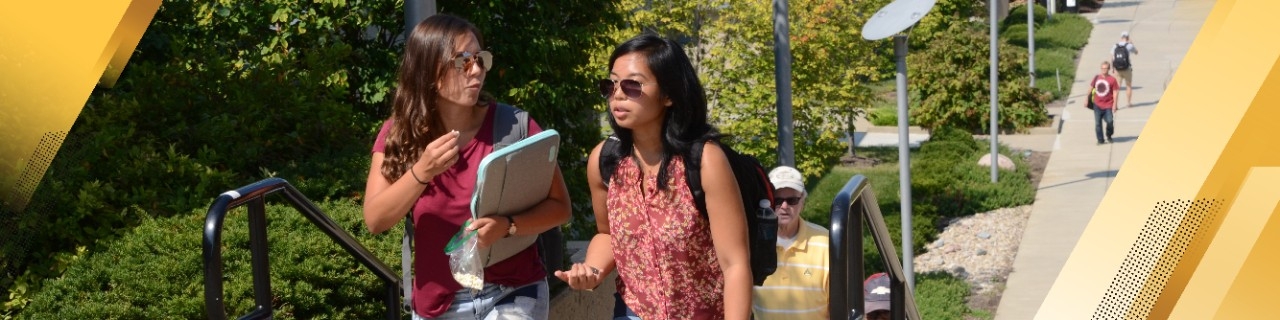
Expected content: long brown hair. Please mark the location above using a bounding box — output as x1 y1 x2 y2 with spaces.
381 14 491 182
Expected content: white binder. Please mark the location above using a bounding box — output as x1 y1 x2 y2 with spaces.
471 129 560 266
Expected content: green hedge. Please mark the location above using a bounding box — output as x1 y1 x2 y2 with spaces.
916 272 975 319
1002 12 1094 100
4 0 620 314
20 199 402 318
1003 4 1049 29
803 128 1034 258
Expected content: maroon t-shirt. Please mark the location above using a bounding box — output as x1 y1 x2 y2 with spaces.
372 105 546 318
1091 74 1120 109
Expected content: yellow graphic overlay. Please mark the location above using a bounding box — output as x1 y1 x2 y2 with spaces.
1167 168 1280 319
0 0 161 211
1039 0 1280 318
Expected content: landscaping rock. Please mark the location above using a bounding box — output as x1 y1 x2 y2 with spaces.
977 154 1016 171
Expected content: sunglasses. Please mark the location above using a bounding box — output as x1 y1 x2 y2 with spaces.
598 79 645 99
452 51 493 72
774 196 803 208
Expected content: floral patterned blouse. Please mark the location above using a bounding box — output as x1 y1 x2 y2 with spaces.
608 156 725 320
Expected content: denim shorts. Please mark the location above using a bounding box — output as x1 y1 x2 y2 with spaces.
413 280 549 320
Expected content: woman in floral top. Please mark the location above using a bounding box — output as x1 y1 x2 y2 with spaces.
553 34 752 320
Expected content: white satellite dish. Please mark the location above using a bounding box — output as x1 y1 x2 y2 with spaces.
861 0 939 40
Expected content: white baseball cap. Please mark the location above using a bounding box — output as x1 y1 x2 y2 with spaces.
768 166 806 195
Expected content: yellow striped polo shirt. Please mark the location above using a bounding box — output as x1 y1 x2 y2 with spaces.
752 220 830 320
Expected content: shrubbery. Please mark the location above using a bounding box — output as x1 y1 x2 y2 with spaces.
20 199 402 318
803 128 1035 266
1002 9 1094 100
4 0 620 314
907 22 1050 134
802 133 1013 318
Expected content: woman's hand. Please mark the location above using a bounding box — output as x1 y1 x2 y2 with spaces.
466 216 511 248
554 263 604 291
417 131 461 177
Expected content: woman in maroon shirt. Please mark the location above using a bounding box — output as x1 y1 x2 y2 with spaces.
555 34 753 320
362 14 570 319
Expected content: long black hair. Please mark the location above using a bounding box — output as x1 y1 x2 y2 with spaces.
604 34 719 189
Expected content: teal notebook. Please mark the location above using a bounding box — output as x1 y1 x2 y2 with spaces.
471 129 560 266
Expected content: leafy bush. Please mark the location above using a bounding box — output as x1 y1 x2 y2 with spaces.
868 106 898 126
928 126 982 149
20 199 403 319
916 272 975 319
1003 4 1049 29
908 23 1050 133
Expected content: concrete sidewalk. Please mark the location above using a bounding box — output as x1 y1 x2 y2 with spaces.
995 0 1213 319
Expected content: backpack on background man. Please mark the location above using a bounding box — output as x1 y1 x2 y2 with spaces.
1112 43 1132 71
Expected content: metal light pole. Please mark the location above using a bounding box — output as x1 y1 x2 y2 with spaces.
405 0 436 36
774 0 796 167
1028 3 1036 88
862 0 937 292
989 0 1001 183
892 34 915 290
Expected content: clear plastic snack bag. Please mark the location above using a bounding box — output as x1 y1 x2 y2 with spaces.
445 220 485 291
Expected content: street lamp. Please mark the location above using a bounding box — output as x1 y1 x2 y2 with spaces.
861 0 937 292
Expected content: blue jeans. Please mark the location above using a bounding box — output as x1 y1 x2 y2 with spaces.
1093 106 1115 142
613 292 642 320
413 280 549 320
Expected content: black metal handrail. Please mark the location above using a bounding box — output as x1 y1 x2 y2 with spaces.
829 174 921 320
203 177 401 320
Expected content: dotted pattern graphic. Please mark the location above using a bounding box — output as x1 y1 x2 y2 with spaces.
1091 199 1223 320
0 131 71 278
4 131 67 212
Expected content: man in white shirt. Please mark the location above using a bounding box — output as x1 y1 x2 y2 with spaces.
1112 31 1139 108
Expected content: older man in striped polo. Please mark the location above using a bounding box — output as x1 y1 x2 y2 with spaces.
752 166 831 319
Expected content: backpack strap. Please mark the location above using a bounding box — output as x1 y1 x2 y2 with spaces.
400 216 414 310
599 135 623 188
491 103 528 151
402 102 529 310
685 140 710 219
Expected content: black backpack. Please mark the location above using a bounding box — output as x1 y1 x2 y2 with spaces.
1112 43 1132 71
599 135 778 285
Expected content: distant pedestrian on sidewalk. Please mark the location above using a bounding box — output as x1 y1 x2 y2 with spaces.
1091 61 1121 145
1111 31 1139 108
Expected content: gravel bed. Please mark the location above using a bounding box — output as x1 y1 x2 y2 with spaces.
913 205 1032 296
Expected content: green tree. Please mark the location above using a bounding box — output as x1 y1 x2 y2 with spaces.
700 0 882 180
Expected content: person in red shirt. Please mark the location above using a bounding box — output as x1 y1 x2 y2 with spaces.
362 14 571 319
554 34 753 320
1091 61 1121 144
